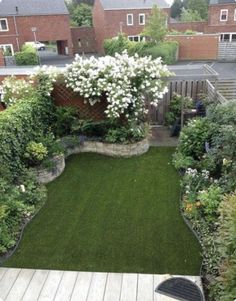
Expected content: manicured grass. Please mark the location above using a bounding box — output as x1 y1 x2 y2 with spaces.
4 147 201 274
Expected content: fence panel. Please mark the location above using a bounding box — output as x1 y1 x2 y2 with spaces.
148 79 207 124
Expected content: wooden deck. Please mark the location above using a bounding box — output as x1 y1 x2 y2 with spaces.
0 268 202 301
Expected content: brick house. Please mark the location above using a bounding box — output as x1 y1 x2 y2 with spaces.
207 0 236 42
93 0 170 53
0 0 73 56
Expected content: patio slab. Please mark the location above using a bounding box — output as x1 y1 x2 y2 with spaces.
0 267 202 301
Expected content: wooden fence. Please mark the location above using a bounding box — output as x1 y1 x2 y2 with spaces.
147 64 221 124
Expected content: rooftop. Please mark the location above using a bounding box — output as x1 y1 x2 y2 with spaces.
209 0 236 5
100 0 170 10
0 0 68 16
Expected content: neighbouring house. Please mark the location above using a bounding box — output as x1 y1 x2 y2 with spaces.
207 0 236 42
168 0 236 60
93 0 171 53
0 0 73 57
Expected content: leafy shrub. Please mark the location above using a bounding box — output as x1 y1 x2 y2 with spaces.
105 123 147 144
104 34 178 65
54 106 79 137
0 175 46 254
15 45 38 66
165 93 194 126
24 142 48 166
142 41 178 65
177 118 215 160
104 33 130 56
213 192 236 300
0 81 55 178
208 100 236 126
76 120 112 137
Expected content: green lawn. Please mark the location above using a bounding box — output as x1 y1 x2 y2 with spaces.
4 147 201 274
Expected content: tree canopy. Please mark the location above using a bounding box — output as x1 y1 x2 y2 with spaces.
67 2 93 27
142 5 168 43
171 0 209 20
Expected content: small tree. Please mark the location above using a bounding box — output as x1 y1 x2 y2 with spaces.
180 8 203 22
69 3 92 27
142 5 168 44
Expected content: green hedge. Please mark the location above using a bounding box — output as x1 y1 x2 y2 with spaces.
0 94 55 178
15 45 38 66
104 35 178 65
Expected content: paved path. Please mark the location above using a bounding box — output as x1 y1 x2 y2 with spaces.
0 268 202 301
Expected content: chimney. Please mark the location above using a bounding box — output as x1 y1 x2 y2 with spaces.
15 6 19 14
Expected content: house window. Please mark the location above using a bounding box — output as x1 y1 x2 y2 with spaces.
234 9 236 21
127 14 133 26
220 9 228 21
139 14 145 25
0 19 8 31
0 44 14 56
128 35 145 42
232 34 236 42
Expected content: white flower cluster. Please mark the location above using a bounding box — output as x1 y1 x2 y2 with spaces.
185 168 210 180
1 77 33 107
65 51 171 120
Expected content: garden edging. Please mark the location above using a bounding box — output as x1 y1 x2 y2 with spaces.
35 138 150 184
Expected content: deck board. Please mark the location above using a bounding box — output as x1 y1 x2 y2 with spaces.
0 268 203 301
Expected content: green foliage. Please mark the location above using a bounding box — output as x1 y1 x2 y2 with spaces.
142 41 178 64
104 34 178 65
175 100 236 300
68 3 92 27
165 93 194 126
185 0 208 20
171 0 208 20
76 120 112 137
177 118 214 160
104 33 130 56
214 192 236 300
0 174 46 254
171 0 184 18
105 123 147 144
180 8 203 22
0 81 55 178
142 5 168 43
15 45 38 66
24 142 48 166
53 106 79 137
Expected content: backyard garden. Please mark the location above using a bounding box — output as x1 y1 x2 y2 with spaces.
0 52 235 300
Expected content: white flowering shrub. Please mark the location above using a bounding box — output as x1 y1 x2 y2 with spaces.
65 51 171 121
1 76 35 107
0 66 59 107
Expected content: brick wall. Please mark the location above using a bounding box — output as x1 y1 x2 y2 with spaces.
71 27 97 54
169 21 208 33
0 15 73 55
93 0 106 53
167 34 219 60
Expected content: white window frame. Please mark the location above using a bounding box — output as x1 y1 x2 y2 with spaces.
128 35 145 42
234 9 236 21
220 9 228 21
139 13 145 25
0 18 9 32
0 44 14 56
127 14 133 26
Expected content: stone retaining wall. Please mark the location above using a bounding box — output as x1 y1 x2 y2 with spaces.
35 138 149 184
